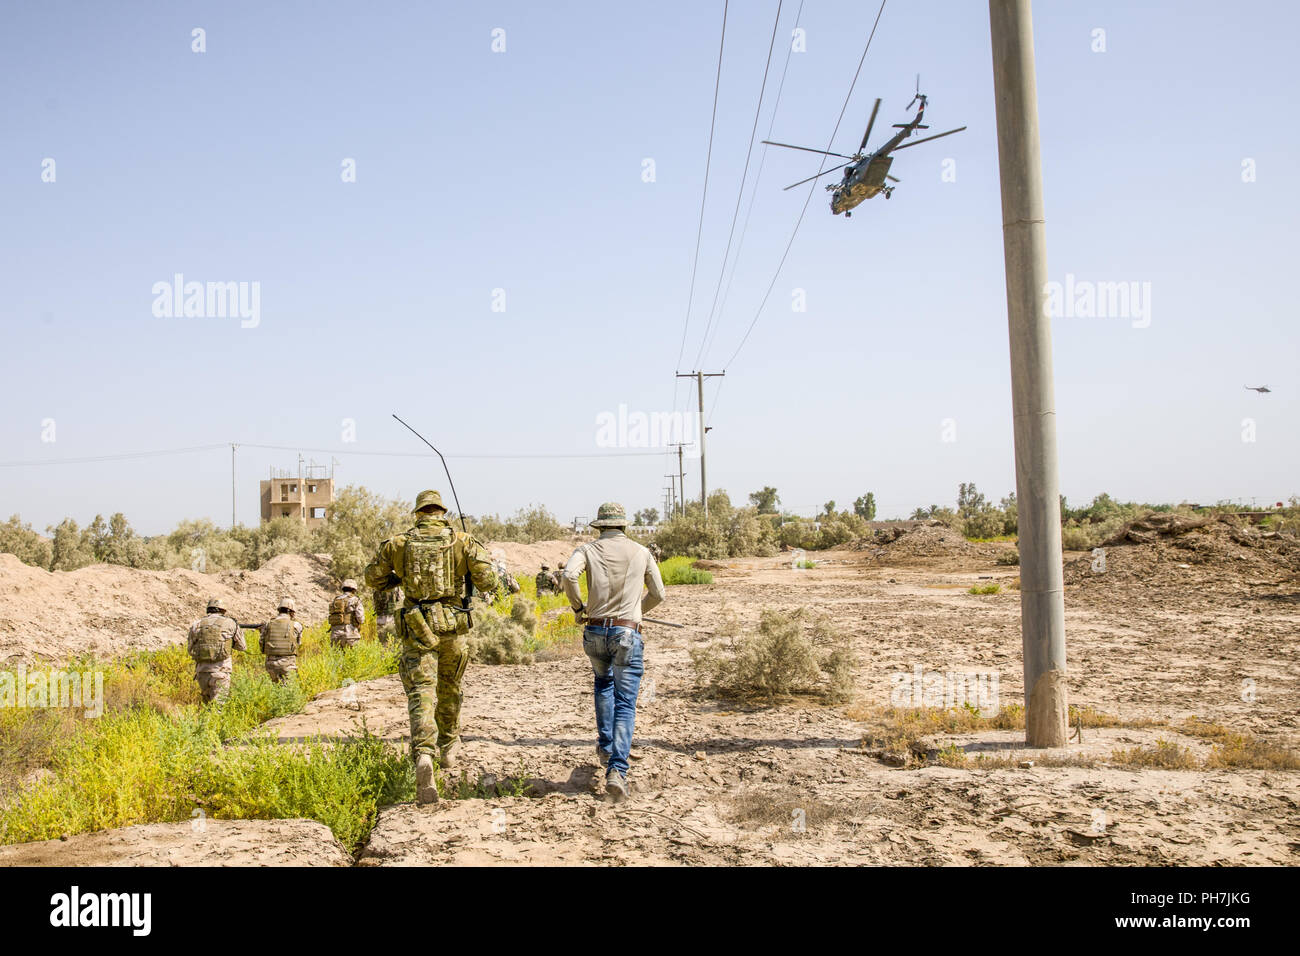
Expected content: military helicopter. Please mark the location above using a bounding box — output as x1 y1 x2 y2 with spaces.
1244 385 1272 393
763 78 966 216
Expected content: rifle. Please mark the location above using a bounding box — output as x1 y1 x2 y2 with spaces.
392 413 475 627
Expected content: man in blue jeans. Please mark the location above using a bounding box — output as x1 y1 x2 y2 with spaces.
561 501 666 803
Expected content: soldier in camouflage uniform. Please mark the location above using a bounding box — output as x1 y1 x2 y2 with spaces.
328 578 366 648
535 564 559 595
260 597 303 683
647 541 664 563
187 596 245 703
373 583 404 645
364 489 497 804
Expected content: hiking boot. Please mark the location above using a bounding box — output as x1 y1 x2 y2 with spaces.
415 754 439 805
440 740 461 770
605 770 629 804
596 747 611 768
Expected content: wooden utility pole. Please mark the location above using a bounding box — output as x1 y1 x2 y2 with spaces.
676 371 724 516
990 0 1068 747
669 442 689 515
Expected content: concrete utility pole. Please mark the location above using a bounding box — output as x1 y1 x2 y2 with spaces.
989 0 1068 747
230 443 237 529
665 474 678 517
669 441 689 516
676 371 724 516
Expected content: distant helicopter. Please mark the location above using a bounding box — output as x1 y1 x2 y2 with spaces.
1244 385 1272 393
763 77 966 217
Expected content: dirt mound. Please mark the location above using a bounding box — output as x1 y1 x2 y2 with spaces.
856 521 978 559
0 552 335 664
1064 514 1300 590
484 537 591 576
0 818 351 866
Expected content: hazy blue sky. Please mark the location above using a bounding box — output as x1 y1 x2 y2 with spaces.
2 0 1295 534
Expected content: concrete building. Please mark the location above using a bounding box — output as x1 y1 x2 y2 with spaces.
260 462 334 527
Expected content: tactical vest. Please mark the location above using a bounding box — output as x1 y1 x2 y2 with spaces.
263 616 298 657
329 594 353 628
402 527 458 602
193 615 232 663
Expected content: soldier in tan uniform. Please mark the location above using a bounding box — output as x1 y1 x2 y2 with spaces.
329 579 366 648
535 564 559 595
364 489 497 804
187 596 246 703
373 583 404 645
260 597 303 682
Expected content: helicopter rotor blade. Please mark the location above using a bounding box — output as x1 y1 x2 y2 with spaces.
892 126 967 150
782 161 852 191
762 140 855 160
886 175 900 183
859 98 882 152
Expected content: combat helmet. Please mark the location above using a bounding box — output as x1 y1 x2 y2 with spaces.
278 596 296 613
413 489 447 513
206 595 227 613
341 578 358 592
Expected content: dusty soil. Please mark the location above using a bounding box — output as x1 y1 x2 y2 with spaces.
8 526 1299 866
274 541 1297 867
484 537 591 576
0 553 337 664
0 818 351 866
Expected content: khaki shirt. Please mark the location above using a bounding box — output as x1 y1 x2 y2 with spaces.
562 530 665 625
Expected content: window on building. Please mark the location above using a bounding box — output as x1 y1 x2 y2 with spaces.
311 507 326 519
308 484 317 493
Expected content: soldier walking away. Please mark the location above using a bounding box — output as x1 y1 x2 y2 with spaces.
535 564 558 595
647 540 664 563
329 578 366 648
373 583 405 646
261 597 303 683
187 596 246 703
561 502 666 803
365 489 497 805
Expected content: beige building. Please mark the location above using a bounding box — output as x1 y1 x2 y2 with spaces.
260 463 334 527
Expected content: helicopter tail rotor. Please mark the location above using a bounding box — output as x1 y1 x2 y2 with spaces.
906 73 926 112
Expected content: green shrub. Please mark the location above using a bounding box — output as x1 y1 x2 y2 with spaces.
659 556 714 585
995 549 1020 566
691 608 855 702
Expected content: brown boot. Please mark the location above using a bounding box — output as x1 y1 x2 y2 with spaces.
440 740 461 771
415 754 439 804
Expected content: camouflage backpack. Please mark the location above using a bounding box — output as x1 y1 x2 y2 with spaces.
263 617 298 657
328 594 353 627
193 615 232 664
403 527 458 602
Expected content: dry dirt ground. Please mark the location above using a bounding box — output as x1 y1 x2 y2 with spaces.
0 539 583 667
0 553 337 664
6 532 1298 866
0 819 351 866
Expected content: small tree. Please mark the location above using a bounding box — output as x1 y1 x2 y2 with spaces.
853 493 877 521
748 487 780 515
822 500 836 516
635 507 659 526
957 482 987 518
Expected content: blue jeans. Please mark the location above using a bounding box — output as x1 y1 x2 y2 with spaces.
582 625 644 776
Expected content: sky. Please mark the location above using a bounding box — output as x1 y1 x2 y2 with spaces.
1 0 1296 534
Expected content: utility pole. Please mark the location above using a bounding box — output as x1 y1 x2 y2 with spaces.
669 441 689 515
990 0 1068 747
676 370 724 516
665 474 678 519
230 443 237 530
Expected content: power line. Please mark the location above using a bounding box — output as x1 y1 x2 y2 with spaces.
691 0 785 371
719 0 889 374
0 442 666 467
703 0 806 369
673 0 730 406
0 443 229 467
